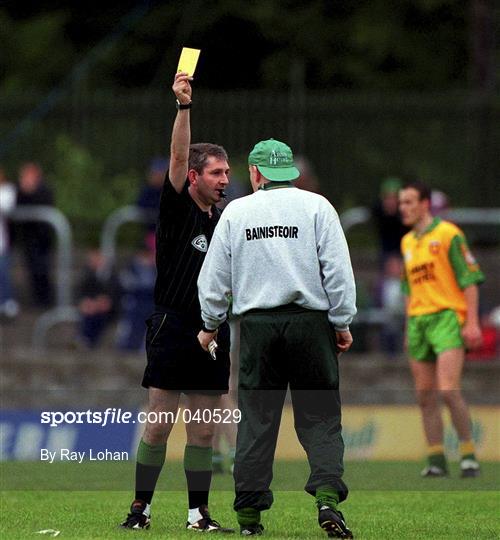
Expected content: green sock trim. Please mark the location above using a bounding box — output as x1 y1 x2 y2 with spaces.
461 453 476 461
237 507 261 526
428 453 447 470
184 445 212 471
316 486 340 509
137 439 166 467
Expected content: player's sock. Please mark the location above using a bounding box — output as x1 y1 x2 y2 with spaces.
315 486 340 510
184 444 212 517
188 507 204 524
427 444 447 470
228 446 236 470
236 507 261 527
135 438 166 504
212 450 224 473
460 440 476 461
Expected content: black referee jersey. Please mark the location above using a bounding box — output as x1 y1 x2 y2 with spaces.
153 178 221 318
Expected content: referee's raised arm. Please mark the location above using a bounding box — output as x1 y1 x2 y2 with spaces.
169 71 193 193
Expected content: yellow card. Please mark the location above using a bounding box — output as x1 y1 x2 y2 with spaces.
177 47 201 76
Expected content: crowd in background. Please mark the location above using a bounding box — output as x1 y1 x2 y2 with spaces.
1 159 498 359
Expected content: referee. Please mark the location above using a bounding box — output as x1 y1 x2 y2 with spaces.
120 72 233 533
198 139 357 538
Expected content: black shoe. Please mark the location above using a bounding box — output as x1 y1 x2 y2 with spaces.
318 506 353 538
460 459 480 478
120 499 151 529
421 465 449 478
186 504 235 533
240 523 264 536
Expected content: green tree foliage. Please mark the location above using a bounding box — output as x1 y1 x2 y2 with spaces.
48 134 139 243
0 1 476 92
0 10 76 95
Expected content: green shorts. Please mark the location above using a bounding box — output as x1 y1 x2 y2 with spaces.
408 309 464 362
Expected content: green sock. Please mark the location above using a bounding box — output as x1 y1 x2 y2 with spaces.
461 453 476 462
184 445 213 509
135 439 167 503
237 507 260 526
137 438 167 466
212 451 224 472
184 445 212 471
316 486 340 510
428 453 447 470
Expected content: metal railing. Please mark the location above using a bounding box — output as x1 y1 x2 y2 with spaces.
10 204 500 351
9 205 80 351
10 205 73 307
99 206 156 280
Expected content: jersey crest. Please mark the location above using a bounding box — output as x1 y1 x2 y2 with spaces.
428 240 440 255
191 234 208 252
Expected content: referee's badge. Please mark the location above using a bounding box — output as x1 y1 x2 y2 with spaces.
191 234 208 252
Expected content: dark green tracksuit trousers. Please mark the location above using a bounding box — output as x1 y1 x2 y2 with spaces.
233 305 348 512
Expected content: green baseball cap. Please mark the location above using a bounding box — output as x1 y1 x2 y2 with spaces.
248 138 300 182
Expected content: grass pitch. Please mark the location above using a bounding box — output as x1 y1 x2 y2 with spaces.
1 461 499 539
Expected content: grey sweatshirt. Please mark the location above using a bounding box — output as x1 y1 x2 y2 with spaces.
198 186 357 330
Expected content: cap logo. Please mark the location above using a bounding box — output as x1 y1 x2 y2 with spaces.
269 149 288 166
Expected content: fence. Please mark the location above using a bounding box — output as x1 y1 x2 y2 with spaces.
7 204 500 351
1 90 499 211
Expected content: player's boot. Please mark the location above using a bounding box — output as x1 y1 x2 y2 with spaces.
120 499 151 529
420 465 449 477
460 458 480 478
318 505 354 538
240 523 264 536
186 504 235 533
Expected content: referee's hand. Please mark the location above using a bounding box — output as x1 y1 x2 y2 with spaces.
197 329 217 351
173 71 192 105
335 330 353 355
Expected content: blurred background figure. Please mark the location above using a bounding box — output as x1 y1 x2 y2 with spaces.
211 392 237 474
372 177 409 265
374 254 405 358
294 155 321 194
136 157 169 246
431 189 450 217
0 167 19 320
466 307 500 362
15 162 54 307
76 249 117 349
115 237 156 352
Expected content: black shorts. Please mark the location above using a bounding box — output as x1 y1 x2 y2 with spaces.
142 308 230 395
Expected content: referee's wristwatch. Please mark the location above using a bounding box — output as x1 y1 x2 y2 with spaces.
176 99 192 110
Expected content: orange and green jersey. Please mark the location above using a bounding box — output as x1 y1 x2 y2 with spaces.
401 217 484 323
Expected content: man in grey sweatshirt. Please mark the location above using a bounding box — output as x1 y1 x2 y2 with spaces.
198 138 357 538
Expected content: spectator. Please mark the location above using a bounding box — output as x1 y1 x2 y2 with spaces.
15 162 54 307
76 249 117 349
430 189 450 218
0 167 19 319
294 154 321 194
372 177 409 264
115 239 156 352
374 254 405 357
466 308 499 361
